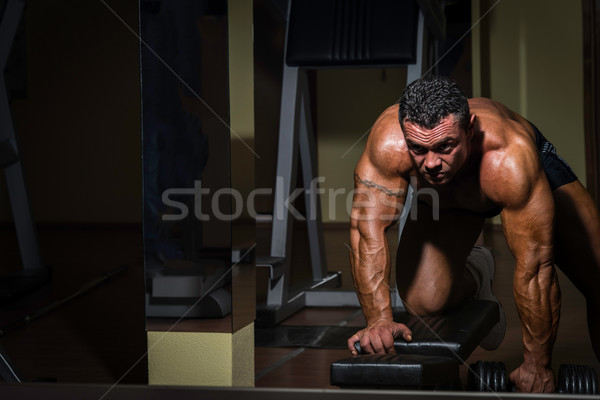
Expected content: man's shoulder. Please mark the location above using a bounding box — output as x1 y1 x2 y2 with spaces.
480 134 542 208
362 104 413 177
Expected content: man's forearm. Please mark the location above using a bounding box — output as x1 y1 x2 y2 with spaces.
513 262 561 367
350 228 393 325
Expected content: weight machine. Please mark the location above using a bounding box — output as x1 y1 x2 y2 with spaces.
256 0 446 327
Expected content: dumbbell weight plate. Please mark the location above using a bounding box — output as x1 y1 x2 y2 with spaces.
558 364 598 395
468 361 508 392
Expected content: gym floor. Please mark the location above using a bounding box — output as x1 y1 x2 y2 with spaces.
0 223 598 389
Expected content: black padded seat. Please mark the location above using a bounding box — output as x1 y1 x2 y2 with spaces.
392 300 500 360
331 353 459 389
286 0 419 67
331 300 500 389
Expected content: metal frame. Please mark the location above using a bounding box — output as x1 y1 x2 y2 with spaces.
0 344 21 382
0 0 42 272
256 1 440 326
256 62 341 326
0 0 48 384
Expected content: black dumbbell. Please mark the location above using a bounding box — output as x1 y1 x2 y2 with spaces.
469 361 598 394
557 364 598 395
467 361 508 392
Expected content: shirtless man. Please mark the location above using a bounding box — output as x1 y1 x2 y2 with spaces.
347 75 600 393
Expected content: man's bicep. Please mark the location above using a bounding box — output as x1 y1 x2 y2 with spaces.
352 164 409 230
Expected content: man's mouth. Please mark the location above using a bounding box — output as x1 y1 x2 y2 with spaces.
427 172 445 182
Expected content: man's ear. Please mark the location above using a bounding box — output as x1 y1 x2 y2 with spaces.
466 114 476 139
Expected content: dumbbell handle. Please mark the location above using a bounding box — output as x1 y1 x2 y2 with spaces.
353 341 403 354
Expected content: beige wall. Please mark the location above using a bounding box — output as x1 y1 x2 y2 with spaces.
484 0 585 184
316 68 408 222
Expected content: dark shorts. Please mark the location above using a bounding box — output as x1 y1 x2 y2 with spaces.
530 122 578 190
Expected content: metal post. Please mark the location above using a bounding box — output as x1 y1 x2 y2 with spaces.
297 70 327 281
406 11 425 84
267 64 300 306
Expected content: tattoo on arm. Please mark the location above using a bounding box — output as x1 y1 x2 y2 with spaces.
354 173 406 198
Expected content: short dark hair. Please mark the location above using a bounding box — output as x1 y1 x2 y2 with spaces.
398 75 470 132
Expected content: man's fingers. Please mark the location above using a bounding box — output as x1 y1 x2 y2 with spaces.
392 323 413 342
348 322 411 356
380 330 396 354
348 335 361 355
401 328 413 342
359 336 375 354
368 333 385 353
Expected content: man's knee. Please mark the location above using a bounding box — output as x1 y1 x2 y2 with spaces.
401 289 448 316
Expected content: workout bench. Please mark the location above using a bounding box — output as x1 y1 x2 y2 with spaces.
330 299 599 394
331 300 499 390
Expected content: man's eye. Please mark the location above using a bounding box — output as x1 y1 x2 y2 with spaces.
438 143 453 152
409 145 425 154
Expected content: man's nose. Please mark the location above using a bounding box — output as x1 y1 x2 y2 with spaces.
424 153 441 172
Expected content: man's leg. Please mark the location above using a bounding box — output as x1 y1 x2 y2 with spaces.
395 201 483 315
553 180 600 361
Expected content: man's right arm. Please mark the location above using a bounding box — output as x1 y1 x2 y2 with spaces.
346 106 414 355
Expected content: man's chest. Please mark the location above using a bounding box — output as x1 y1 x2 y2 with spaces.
412 174 501 216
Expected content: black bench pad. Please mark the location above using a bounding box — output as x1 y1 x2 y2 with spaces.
330 354 459 388
390 300 499 360
331 300 499 388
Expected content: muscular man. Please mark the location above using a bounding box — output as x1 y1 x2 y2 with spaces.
347 75 600 393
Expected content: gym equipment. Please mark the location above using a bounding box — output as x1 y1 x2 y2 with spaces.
558 364 598 395
467 361 507 392
0 265 128 338
330 300 499 389
467 362 598 394
257 0 446 328
332 297 599 392
144 248 253 318
0 0 50 302
0 0 50 383
145 258 232 318
0 342 22 382
332 354 460 390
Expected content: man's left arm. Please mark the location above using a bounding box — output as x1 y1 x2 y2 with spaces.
496 158 560 393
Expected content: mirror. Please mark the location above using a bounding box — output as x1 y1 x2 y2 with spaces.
140 0 233 327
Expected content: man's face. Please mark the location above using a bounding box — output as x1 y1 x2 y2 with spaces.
403 115 472 186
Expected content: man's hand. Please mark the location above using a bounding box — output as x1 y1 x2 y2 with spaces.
347 319 413 355
510 363 556 393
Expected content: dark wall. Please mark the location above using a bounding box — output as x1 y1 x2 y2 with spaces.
2 0 141 224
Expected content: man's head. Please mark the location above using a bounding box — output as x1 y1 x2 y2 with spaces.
398 75 474 185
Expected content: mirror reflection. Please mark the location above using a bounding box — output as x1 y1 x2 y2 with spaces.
140 0 232 322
